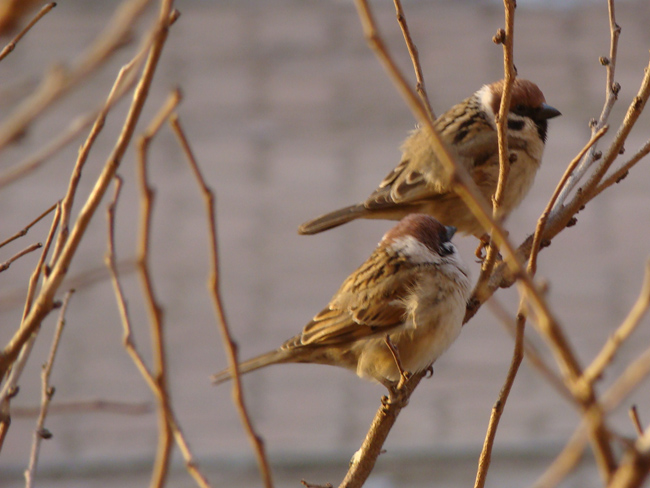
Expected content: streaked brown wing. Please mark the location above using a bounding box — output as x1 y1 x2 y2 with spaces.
297 251 420 346
364 91 509 213
363 110 474 210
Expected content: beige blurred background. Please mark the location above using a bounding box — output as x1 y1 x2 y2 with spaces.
1 0 650 486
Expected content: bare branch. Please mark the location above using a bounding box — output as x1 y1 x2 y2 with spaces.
593 137 650 200
476 0 516 302
555 0 621 207
13 399 152 417
392 0 435 121
0 202 56 249
0 2 56 62
487 297 573 402
136 87 181 488
338 372 426 488
583 259 650 385
474 309 525 488
106 176 157 388
630 406 643 437
169 114 273 488
24 289 74 488
0 203 60 452
528 126 608 276
0 242 42 273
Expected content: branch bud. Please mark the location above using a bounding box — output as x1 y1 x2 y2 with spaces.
492 29 506 45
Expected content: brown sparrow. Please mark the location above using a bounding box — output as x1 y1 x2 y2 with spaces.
212 214 471 389
298 79 561 238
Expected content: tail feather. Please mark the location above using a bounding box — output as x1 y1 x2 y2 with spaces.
211 349 290 385
298 204 367 235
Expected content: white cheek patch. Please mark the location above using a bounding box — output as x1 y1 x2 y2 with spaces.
389 235 443 265
477 84 496 128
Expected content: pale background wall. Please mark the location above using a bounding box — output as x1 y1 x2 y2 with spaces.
1 0 650 487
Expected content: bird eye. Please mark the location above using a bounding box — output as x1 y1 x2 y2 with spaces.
440 242 455 256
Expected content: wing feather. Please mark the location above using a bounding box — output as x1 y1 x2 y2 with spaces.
295 250 421 347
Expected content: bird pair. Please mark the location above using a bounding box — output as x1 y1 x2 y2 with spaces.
212 79 560 390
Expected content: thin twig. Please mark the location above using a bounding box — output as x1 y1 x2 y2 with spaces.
486 297 572 403
136 87 181 488
13 399 152 417
556 53 650 230
528 126 608 276
106 182 154 438
601 346 650 418
0 242 42 273
0 2 56 63
0 258 136 312
106 175 212 488
477 0 517 302
48 21 169 268
492 1 516 217
131 85 212 488
474 309 525 488
580 55 650 204
391 0 435 121
302 480 333 488
106 178 161 403
0 203 60 452
24 289 74 488
583 259 650 385
592 137 650 200
0 203 56 249
630 406 643 437
169 114 272 488
555 0 620 208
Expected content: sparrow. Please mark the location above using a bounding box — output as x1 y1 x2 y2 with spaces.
212 214 471 390
298 78 561 238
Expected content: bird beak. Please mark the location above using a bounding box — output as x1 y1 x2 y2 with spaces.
445 226 457 240
538 103 562 120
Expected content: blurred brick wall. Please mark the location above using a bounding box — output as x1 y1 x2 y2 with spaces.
1 0 649 486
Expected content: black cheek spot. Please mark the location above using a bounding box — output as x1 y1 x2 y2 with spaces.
535 119 549 143
507 119 525 131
